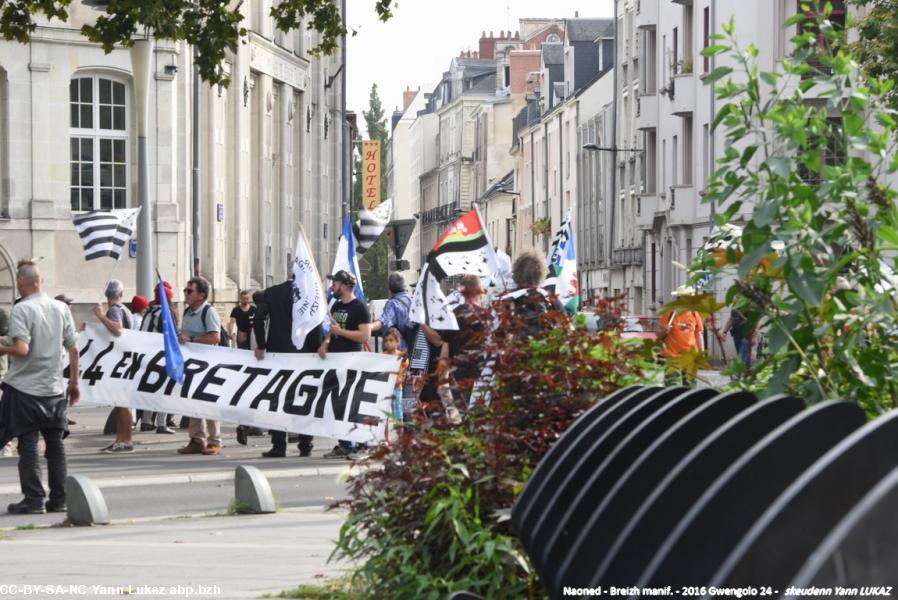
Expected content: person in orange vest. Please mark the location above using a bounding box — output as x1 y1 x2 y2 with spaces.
660 285 704 384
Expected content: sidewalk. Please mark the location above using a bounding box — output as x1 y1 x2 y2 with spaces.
0 505 349 599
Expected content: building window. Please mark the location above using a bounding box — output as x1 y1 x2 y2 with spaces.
798 116 843 185
703 7 710 73
798 0 846 75
682 115 693 185
70 76 128 211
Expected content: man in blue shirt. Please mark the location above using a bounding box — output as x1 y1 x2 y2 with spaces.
370 273 412 350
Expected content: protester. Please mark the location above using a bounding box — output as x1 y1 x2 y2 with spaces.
0 304 11 456
446 275 487 403
54 293 74 306
137 281 177 434
51 295 77 426
381 327 408 441
660 285 705 384
723 308 749 366
253 277 320 458
96 280 135 454
0 259 80 514
319 269 371 459
130 294 149 329
500 249 566 338
228 290 256 350
370 273 412 350
177 276 223 455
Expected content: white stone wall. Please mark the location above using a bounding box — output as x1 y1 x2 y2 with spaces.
0 1 344 317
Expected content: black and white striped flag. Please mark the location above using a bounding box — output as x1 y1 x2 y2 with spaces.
353 198 393 253
72 207 141 261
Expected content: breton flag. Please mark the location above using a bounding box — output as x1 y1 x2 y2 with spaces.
410 206 499 330
331 212 366 303
72 208 141 261
543 212 580 314
291 225 329 349
354 198 393 254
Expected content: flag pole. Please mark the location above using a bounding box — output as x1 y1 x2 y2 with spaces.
100 257 124 302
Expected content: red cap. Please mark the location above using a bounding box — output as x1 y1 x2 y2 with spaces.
130 295 149 313
153 281 173 305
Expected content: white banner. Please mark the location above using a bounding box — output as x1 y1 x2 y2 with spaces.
72 324 398 443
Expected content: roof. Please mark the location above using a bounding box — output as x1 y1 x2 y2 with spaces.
542 42 564 65
566 18 614 42
480 171 515 201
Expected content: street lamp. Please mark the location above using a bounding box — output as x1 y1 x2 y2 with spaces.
582 142 644 155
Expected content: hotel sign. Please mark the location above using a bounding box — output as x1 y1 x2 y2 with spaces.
362 140 381 209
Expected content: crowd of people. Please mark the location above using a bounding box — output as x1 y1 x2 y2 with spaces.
0 246 719 514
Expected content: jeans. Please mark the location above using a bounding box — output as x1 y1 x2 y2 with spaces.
734 337 750 366
17 428 66 506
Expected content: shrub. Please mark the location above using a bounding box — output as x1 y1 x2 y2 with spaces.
331 298 657 598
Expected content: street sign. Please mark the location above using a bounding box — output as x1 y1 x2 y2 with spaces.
389 219 417 259
129 239 137 258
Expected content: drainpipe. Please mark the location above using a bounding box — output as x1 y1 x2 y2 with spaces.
558 111 564 224
530 131 535 246
609 0 619 271
192 46 200 277
543 120 549 253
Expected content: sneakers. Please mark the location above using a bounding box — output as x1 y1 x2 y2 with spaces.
201 444 222 455
177 441 205 455
155 426 175 435
322 445 352 459
103 443 135 454
298 447 312 458
236 426 248 446
46 501 67 513
261 448 286 458
346 447 372 461
8 500 45 515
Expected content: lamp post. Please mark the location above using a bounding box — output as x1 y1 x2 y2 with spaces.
131 37 154 297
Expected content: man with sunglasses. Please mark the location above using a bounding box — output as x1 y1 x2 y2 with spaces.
176 276 223 455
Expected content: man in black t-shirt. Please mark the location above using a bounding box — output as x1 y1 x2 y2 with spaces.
318 270 371 458
228 290 256 350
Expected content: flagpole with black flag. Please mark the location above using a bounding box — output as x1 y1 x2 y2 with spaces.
71 207 142 298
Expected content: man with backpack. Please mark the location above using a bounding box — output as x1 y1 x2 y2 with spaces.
371 273 412 350
176 276 223 455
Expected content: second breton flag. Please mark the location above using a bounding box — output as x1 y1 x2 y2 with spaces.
72 207 141 261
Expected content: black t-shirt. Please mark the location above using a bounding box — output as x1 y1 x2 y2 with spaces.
230 305 256 333
329 298 370 353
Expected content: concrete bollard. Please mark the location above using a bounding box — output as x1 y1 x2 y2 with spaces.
234 465 277 514
65 474 110 525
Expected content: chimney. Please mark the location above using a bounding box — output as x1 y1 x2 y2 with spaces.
402 86 417 112
479 30 495 59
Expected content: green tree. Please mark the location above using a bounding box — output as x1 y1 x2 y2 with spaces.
354 83 388 299
0 0 394 86
685 8 898 414
851 1 898 115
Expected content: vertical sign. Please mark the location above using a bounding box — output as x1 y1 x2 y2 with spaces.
362 139 381 209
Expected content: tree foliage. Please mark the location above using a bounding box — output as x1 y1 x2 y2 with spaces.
850 0 898 115
0 0 394 86
690 9 898 414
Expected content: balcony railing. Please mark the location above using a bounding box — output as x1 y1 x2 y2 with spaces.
421 201 461 225
611 246 644 267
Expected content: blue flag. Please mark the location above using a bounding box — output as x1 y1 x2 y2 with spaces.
331 213 366 303
157 276 184 385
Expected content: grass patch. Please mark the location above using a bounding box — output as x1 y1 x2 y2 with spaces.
14 524 36 531
264 576 357 599
227 499 253 515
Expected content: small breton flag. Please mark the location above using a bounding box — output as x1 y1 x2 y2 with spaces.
353 198 393 253
72 207 141 261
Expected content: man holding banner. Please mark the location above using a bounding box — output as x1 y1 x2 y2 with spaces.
176 276 223 455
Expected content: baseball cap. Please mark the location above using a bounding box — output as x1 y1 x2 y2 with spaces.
327 270 357 287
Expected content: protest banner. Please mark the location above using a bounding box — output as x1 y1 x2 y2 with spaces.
71 324 399 443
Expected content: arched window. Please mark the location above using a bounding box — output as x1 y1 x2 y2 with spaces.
546 33 561 43
70 75 128 211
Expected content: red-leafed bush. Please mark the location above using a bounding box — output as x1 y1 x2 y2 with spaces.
330 296 658 599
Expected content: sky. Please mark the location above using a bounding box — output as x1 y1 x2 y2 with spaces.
345 0 614 137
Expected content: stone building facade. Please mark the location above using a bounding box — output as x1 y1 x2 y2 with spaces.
0 1 346 317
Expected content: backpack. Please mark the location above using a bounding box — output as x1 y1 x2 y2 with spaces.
184 304 230 347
